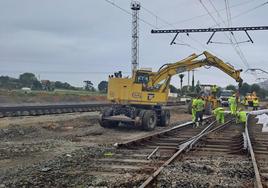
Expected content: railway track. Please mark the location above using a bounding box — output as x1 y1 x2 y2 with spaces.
0 101 184 118
76 115 253 187
247 112 268 188
2 112 268 187
67 115 254 187
0 103 112 118
0 116 214 187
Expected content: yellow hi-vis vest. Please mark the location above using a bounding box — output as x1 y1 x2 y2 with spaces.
253 99 259 107
238 111 247 123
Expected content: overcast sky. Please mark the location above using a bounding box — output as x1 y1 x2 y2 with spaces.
0 0 268 87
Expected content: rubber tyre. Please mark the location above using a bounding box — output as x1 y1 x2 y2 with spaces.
142 110 157 131
99 108 118 128
159 110 170 127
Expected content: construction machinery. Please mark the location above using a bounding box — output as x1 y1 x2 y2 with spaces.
219 89 234 107
187 84 228 115
99 51 243 130
198 84 219 115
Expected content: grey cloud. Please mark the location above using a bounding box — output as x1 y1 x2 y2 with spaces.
0 0 268 87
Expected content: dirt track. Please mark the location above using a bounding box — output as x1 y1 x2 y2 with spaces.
0 107 191 186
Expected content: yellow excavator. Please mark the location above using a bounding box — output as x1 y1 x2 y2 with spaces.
99 51 243 130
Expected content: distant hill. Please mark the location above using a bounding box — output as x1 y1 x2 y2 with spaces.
258 79 268 90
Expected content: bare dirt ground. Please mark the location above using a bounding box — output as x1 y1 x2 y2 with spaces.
0 107 191 187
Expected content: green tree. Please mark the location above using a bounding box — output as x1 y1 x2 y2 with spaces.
169 84 178 93
258 88 267 99
98 81 108 93
181 85 189 94
251 84 260 93
0 76 9 85
0 76 21 89
195 80 201 94
239 82 250 96
84 80 95 91
19 73 38 88
226 84 237 91
55 81 76 90
55 81 64 89
32 80 42 90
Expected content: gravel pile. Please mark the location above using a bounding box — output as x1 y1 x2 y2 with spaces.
0 141 60 160
157 156 254 188
0 125 39 141
0 146 146 187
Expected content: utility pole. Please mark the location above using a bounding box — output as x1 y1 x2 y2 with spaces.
187 71 190 91
179 74 184 95
131 1 140 76
191 70 195 92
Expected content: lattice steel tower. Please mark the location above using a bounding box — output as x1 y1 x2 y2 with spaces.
131 1 140 75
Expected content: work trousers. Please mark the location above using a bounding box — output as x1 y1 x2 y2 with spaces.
253 106 258 111
216 112 225 124
195 111 203 123
192 109 196 121
230 104 237 115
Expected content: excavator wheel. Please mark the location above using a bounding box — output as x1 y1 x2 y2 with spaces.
142 110 157 131
159 110 170 127
99 108 118 128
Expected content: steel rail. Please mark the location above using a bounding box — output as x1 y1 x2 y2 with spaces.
139 119 233 188
0 103 112 118
245 112 265 188
0 102 185 118
117 116 213 148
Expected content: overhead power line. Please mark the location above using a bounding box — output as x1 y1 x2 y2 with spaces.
166 0 257 28
140 4 235 64
104 0 251 69
206 0 252 69
246 68 268 75
103 0 198 50
211 1 268 28
199 0 251 69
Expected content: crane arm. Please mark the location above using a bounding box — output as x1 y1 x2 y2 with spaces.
202 51 243 85
150 51 243 88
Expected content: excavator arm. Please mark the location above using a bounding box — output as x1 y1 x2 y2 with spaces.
202 51 243 85
149 51 243 91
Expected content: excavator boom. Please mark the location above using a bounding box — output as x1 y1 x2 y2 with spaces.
150 51 243 88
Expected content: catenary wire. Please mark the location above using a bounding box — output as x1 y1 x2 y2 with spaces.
210 1 268 27
141 4 238 66
200 0 250 69
165 0 257 28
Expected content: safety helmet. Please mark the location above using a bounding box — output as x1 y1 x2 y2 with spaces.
232 94 236 97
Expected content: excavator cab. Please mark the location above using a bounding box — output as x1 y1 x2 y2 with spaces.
135 71 150 84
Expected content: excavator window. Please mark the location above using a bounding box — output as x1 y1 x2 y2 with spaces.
135 73 149 84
